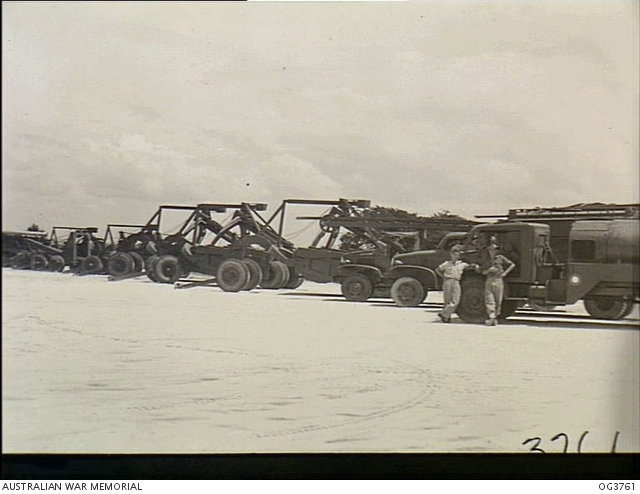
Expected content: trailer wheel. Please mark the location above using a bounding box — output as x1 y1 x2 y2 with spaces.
584 298 632 320
242 259 263 291
390 277 426 307
49 255 66 272
29 254 49 271
217 259 250 292
456 275 486 323
81 255 104 274
341 273 374 302
129 252 145 272
154 255 182 284
108 252 135 277
259 261 289 289
145 255 159 279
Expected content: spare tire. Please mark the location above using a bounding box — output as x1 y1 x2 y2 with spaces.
29 254 49 271
154 255 182 284
108 252 135 277
217 259 250 292
455 275 486 323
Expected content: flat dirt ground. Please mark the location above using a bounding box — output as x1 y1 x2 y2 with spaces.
2 268 639 453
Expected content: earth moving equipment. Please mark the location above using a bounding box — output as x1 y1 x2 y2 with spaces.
141 202 281 292
5 226 106 274
3 230 50 267
472 203 639 319
399 218 639 322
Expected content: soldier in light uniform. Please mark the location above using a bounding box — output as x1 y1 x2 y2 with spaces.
436 245 473 323
482 243 515 326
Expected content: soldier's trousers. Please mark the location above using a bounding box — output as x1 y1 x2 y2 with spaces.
441 279 461 320
485 277 504 319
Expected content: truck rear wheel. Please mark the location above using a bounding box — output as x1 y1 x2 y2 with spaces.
390 277 427 307
29 254 49 271
217 259 250 292
584 298 632 320
341 273 374 302
456 276 486 323
11 252 30 269
154 255 182 284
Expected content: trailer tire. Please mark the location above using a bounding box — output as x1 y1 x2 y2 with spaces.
456 275 486 323
584 298 632 320
241 259 263 291
154 255 182 284
145 255 160 282
108 252 135 277
217 259 250 292
49 255 66 272
129 252 145 272
390 277 427 307
81 255 104 274
29 254 49 271
341 273 374 302
260 261 289 289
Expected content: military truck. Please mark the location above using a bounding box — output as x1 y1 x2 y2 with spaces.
396 219 639 322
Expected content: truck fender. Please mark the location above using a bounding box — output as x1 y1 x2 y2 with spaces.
387 265 438 290
335 264 384 283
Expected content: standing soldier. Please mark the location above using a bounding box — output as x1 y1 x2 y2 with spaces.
482 242 516 326
436 245 473 323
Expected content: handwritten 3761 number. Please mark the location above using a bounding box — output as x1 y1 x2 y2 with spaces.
522 430 620 453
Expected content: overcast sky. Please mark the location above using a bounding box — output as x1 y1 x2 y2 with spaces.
2 1 638 235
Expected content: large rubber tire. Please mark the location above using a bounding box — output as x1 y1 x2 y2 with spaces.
81 255 104 274
260 260 290 289
456 276 487 323
341 273 374 302
217 259 250 292
390 277 427 307
584 298 632 320
154 255 182 284
621 302 635 319
49 255 66 272
129 252 145 272
241 258 263 291
11 252 30 269
29 254 49 271
107 252 135 277
145 255 160 282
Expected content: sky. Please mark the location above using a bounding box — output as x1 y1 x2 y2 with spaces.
2 1 638 238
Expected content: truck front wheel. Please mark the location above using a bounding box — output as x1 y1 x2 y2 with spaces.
584 298 632 320
390 277 427 307
341 273 374 302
